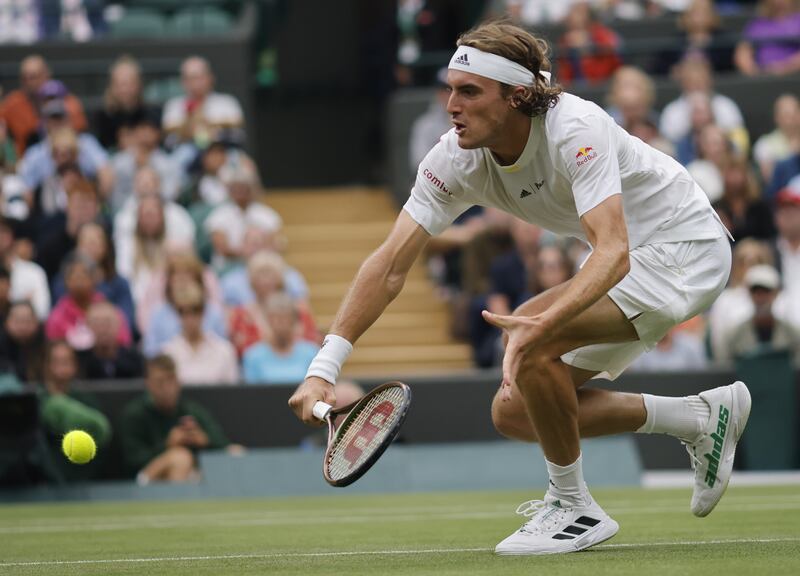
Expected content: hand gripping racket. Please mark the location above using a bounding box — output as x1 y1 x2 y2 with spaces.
312 381 412 487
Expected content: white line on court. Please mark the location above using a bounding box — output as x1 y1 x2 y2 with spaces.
1 537 798 568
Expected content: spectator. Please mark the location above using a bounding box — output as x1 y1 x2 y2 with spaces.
604 66 658 132
80 301 144 380
0 301 45 383
51 222 136 336
0 264 9 324
0 216 50 320
45 253 131 350
408 68 452 171
220 227 309 307
557 2 622 86
675 92 718 166
754 94 800 184
162 56 244 150
774 179 800 298
114 168 196 298
183 128 255 208
40 340 111 450
0 55 87 157
228 250 318 358
163 281 238 385
735 0 800 77
714 157 776 241
768 141 800 199
708 239 775 361
242 293 320 385
657 0 732 74
110 112 180 214
120 354 230 482
719 264 800 364
204 164 281 274
659 57 745 146
25 128 83 222
0 1 40 44
685 124 734 204
142 250 225 357
629 325 708 372
18 105 112 201
36 176 105 282
94 55 161 151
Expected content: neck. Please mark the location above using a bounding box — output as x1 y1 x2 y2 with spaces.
185 332 203 346
273 336 292 352
489 114 531 166
95 342 118 358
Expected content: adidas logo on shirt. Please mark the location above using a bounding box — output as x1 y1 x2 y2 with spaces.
454 53 469 66
520 189 532 198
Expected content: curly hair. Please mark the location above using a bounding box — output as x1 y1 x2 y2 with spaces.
457 21 562 117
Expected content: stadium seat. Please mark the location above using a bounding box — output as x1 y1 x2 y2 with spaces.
171 7 233 36
109 8 167 38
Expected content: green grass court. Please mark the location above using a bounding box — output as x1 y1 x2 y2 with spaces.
1 485 799 575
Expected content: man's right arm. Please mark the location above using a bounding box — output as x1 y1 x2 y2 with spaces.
288 210 431 424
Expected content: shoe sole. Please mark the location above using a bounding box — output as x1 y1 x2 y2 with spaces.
693 381 752 517
494 518 620 556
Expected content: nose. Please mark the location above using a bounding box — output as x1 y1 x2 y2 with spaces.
446 91 460 115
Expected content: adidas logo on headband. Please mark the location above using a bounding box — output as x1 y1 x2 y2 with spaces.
454 53 469 66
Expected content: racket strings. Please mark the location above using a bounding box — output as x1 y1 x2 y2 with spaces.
327 387 406 481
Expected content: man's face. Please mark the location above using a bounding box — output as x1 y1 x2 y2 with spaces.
67 193 99 229
776 203 800 239
446 70 517 150
49 344 77 384
87 306 119 348
181 60 213 100
147 367 181 412
6 305 38 342
20 58 48 95
750 286 777 317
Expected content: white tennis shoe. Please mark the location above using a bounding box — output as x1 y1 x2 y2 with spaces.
494 493 619 555
684 381 752 517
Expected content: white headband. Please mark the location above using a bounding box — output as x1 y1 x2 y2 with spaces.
448 46 551 87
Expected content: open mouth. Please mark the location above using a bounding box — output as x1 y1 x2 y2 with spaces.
452 120 466 135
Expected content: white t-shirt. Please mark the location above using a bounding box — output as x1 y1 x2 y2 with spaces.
162 92 244 131
10 258 50 320
404 93 724 249
659 93 744 144
204 202 282 248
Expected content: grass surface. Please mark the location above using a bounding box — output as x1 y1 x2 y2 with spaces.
1 485 799 575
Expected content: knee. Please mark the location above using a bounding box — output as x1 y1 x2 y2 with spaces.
165 446 195 469
491 392 538 442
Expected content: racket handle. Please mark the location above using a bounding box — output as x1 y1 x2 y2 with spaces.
312 401 333 421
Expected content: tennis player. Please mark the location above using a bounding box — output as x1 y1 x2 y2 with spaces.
289 21 751 555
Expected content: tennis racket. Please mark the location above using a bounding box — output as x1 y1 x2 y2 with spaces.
312 381 412 487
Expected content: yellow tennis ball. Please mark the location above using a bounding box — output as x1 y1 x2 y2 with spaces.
62 430 97 464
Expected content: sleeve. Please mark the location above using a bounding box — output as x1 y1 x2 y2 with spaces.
120 402 164 473
402 139 473 236
28 263 51 320
162 97 185 131
556 113 622 218
40 394 112 446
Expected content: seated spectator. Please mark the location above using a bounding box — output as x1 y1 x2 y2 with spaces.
0 301 45 383
204 164 281 274
36 176 106 283
142 251 225 357
0 55 87 157
114 168 196 299
0 216 50 320
221 227 309 307
45 253 131 350
557 2 621 86
110 112 180 214
719 264 800 364
228 250 318 358
80 302 144 380
675 92 718 166
183 128 255 208
708 238 775 363
94 55 161 151
774 179 800 303
409 68 454 171
715 157 776 241
162 56 244 152
768 141 800 199
40 340 111 451
685 124 734 203
629 325 708 372
242 293 320 385
163 282 238 385
51 222 136 336
604 66 658 132
18 99 112 201
735 0 800 76
659 57 745 146
656 0 732 74
754 94 800 184
120 354 231 483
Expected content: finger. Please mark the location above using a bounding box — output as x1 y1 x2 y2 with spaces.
481 310 512 329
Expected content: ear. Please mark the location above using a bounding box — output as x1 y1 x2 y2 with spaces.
508 86 529 110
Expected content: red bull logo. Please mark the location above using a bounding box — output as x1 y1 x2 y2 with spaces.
575 146 597 166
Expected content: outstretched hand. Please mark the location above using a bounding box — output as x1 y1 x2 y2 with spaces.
482 310 550 400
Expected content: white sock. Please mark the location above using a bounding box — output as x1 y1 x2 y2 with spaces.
637 394 710 442
546 453 590 506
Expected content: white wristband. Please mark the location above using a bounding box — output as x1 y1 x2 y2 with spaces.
305 334 353 385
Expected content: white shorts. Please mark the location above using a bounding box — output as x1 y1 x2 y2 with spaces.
561 235 731 380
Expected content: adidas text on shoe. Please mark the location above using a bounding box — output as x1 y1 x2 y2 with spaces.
685 381 751 517
494 494 619 555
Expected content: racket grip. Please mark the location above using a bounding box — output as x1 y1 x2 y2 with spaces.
312 401 333 420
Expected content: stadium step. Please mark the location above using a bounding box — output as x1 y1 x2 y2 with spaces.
262 186 473 377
